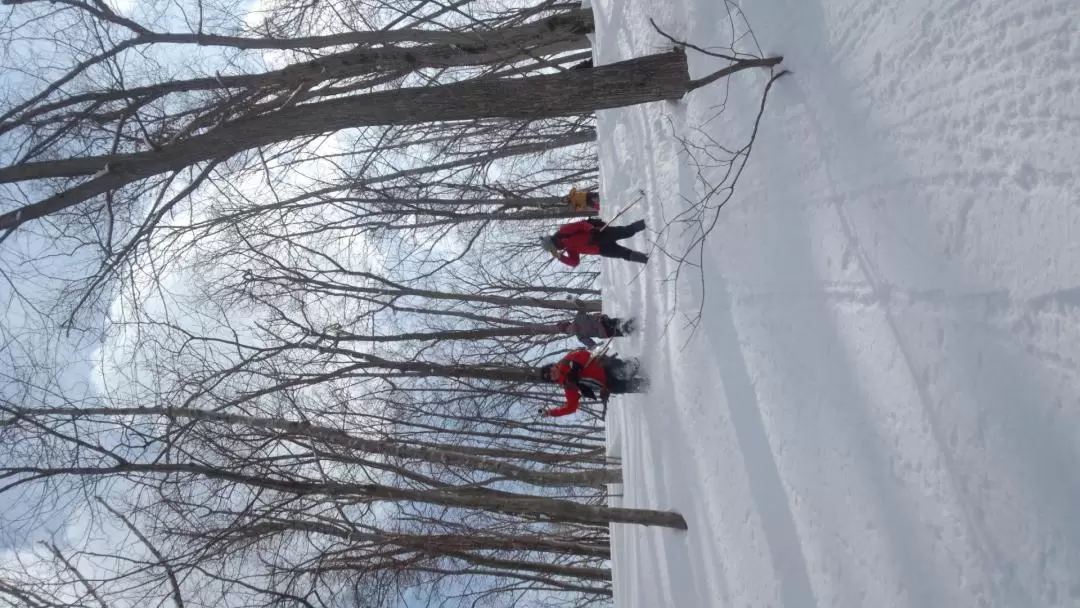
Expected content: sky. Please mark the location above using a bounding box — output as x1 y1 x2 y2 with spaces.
0 0 601 604
0 0 279 580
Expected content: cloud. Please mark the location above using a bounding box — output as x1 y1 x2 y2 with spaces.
104 0 135 16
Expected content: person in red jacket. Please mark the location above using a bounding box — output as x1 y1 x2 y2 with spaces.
538 349 647 417
539 218 648 267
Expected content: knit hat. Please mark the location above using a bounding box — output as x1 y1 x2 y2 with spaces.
539 235 560 257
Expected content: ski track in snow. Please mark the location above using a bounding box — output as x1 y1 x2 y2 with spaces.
591 0 1080 606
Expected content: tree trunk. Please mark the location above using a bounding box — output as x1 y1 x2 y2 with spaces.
264 274 601 312
237 130 597 214
14 406 622 487
0 49 693 230
351 196 571 208
308 349 551 383
312 323 569 343
396 551 612 581
6 462 688 529
235 521 611 558
149 8 593 50
23 8 595 114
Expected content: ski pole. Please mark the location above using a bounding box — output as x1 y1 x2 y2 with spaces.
598 193 642 231
583 338 613 368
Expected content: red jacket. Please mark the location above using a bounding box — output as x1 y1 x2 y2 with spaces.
544 349 608 417
553 220 604 267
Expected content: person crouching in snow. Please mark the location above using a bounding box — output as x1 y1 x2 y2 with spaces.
564 186 600 212
539 218 648 267
538 349 648 418
556 309 636 348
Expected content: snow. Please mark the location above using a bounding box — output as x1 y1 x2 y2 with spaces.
591 0 1080 606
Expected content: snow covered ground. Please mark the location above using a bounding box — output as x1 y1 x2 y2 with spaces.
592 0 1080 606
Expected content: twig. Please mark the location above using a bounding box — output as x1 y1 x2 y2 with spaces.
655 67 789 345
649 18 743 62
43 542 109 608
97 498 186 608
689 56 784 91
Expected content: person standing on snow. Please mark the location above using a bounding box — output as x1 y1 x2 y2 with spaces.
539 217 648 267
538 348 648 418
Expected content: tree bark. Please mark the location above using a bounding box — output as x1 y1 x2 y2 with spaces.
142 8 593 50
184 131 597 228
310 323 570 343
233 521 611 558
0 49 693 230
3 461 687 529
19 8 595 116
252 272 601 312
10 405 622 487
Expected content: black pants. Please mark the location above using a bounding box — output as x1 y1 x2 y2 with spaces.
601 356 648 393
593 220 647 263
599 315 635 338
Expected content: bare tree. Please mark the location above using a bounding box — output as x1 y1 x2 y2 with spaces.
645 13 789 338
0 50 783 223
0 391 670 606
0 1 795 605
